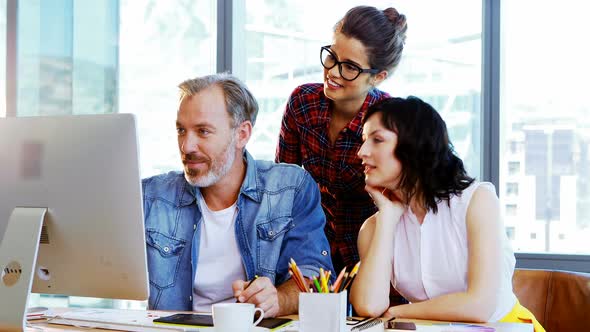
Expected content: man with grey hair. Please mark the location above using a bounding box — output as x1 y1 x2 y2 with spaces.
141 73 333 317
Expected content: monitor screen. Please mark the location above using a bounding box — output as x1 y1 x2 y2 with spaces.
0 114 148 301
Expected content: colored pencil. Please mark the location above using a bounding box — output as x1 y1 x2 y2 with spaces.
331 266 347 292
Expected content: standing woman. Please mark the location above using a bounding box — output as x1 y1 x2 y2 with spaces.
350 97 544 331
275 6 407 272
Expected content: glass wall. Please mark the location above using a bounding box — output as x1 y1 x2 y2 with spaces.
4 0 588 310
239 0 482 179
500 0 590 254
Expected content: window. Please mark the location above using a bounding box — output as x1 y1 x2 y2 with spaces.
386 0 482 178
118 0 216 178
508 161 521 175
506 204 517 217
16 0 118 117
505 227 515 240
506 182 519 196
500 1 590 254
509 141 521 154
239 0 483 179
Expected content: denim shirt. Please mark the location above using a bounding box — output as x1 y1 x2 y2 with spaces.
142 150 334 310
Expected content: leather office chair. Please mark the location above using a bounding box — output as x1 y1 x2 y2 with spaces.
512 268 590 332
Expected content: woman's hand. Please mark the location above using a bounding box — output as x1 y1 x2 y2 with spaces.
365 185 406 220
382 306 397 320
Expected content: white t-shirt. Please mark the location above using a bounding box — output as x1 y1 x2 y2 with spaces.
391 182 517 321
192 193 246 312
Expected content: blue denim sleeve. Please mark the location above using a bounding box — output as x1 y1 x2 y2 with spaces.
275 171 334 285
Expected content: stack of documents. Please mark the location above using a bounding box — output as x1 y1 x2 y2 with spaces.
44 308 205 332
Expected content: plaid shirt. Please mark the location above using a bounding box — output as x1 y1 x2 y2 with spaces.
276 83 390 269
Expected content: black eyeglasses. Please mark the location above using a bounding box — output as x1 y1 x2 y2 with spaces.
320 45 380 81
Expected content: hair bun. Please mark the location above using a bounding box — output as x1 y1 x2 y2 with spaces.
383 7 407 31
337 5 407 72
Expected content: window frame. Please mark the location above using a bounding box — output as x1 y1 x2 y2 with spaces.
5 0 16 117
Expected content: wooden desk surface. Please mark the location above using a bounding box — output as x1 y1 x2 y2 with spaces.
27 308 533 332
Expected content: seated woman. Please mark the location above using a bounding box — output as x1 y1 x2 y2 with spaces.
350 97 544 331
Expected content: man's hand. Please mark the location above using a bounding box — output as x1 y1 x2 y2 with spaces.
233 277 279 317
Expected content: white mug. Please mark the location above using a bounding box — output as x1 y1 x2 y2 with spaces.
212 303 264 332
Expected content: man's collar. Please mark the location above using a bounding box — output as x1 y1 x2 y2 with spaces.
180 178 197 206
239 150 261 202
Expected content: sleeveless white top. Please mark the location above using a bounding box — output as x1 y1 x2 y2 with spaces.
391 182 516 321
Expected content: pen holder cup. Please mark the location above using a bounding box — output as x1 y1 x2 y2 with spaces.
299 290 347 332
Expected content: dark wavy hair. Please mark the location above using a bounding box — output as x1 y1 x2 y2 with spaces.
362 97 474 213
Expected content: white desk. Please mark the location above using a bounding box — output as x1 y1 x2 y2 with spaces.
27 308 534 332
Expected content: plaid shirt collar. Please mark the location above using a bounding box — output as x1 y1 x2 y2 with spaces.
314 88 384 138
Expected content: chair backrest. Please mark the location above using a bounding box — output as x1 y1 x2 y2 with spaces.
512 268 590 332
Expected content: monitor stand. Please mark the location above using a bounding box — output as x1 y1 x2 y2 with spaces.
0 207 47 332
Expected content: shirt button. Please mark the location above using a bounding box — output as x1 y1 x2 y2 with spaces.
189 296 192 301
268 230 275 236
193 224 196 230
163 246 170 253
321 250 328 256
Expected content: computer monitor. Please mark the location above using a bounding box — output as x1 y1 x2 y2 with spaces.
0 114 148 331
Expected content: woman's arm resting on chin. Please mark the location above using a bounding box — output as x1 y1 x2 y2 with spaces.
350 186 404 317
